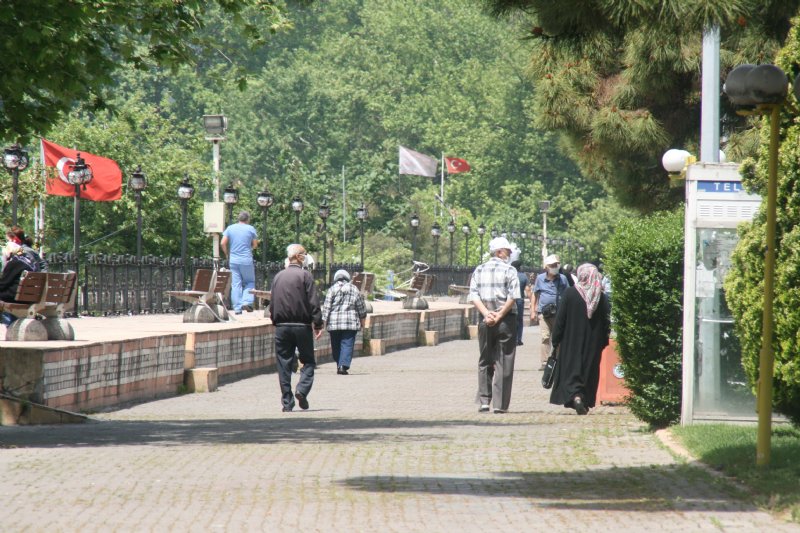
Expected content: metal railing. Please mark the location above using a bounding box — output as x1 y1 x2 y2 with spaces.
45 252 360 316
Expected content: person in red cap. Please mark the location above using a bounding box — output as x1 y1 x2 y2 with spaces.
468 236 521 414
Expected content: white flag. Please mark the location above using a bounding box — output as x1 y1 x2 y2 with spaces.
399 146 437 177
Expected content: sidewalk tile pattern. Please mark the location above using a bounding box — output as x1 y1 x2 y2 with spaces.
0 326 796 532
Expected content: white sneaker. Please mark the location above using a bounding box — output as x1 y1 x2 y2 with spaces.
479 404 490 412
493 408 506 414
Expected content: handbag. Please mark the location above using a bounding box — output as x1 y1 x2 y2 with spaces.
541 303 557 318
541 347 558 389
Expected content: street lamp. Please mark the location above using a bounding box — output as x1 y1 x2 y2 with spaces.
291 196 304 242
490 226 498 239
478 223 486 260
203 113 227 267
511 229 519 242
223 183 239 226
722 63 788 466
520 230 528 262
177 173 195 279
356 202 367 269
129 165 147 258
3 144 29 225
318 197 330 278
539 200 551 261
66 153 93 314
461 222 471 265
256 185 274 265
431 222 441 264
447 218 456 266
410 212 420 261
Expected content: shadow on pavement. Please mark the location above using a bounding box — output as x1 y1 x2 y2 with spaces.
0 416 525 448
340 465 752 513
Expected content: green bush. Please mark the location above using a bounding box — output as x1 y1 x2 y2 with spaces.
604 209 684 428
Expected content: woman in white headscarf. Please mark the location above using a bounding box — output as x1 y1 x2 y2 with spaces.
549 263 611 415
321 269 368 375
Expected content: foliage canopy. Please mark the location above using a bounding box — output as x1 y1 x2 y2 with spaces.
484 0 800 212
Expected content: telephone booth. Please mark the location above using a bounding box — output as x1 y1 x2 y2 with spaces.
681 162 761 424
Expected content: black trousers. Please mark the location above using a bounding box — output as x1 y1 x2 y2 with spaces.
275 324 316 409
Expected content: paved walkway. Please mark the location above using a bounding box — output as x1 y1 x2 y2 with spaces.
0 325 796 532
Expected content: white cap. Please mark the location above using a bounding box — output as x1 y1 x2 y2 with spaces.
489 236 512 253
544 254 560 267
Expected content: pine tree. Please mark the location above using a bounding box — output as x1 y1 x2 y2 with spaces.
485 0 800 211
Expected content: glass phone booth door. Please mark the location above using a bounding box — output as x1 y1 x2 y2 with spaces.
682 163 761 424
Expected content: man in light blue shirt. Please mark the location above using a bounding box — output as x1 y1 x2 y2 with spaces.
221 211 259 314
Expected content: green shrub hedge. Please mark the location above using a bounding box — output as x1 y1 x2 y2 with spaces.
604 209 684 428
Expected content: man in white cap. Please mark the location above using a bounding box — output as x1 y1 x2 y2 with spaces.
532 254 569 370
468 236 521 414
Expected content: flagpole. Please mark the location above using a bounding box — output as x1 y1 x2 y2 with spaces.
342 165 346 242
440 152 445 219
39 138 46 254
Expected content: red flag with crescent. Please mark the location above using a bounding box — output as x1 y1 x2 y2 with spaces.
41 138 123 201
445 157 470 173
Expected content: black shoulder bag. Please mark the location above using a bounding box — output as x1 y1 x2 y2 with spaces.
542 345 558 389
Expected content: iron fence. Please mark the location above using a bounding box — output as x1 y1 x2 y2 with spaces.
45 252 360 316
42 253 542 315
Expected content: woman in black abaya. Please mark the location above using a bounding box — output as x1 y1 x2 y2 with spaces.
549 263 611 415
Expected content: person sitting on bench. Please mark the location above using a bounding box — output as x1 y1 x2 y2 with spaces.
0 241 38 326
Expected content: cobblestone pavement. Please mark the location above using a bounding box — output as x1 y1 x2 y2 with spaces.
0 326 796 532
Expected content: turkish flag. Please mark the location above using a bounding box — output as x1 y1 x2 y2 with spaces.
445 157 470 173
41 138 122 201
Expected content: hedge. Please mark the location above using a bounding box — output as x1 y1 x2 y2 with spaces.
604 209 684 428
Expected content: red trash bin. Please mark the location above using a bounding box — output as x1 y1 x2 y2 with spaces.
597 339 628 405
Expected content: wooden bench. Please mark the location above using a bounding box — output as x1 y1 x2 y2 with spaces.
166 268 232 322
0 271 77 341
448 273 474 305
350 272 375 313
249 289 271 318
395 272 435 310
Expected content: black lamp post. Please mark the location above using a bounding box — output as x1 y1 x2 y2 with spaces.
410 212 420 261
520 230 528 263
431 222 441 264
177 173 195 281
291 196 304 242
356 202 367 269
223 183 239 226
318 198 330 278
67 154 93 314
257 186 274 265
478 223 486 260
461 222 471 266
447 218 456 266
3 144 29 226
128 166 147 258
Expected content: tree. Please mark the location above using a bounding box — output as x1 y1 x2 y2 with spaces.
723 21 800 426
484 0 800 212
0 0 293 142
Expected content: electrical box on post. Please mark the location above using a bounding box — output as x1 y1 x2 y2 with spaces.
203 202 225 233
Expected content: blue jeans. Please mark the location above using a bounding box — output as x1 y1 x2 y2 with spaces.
1 312 17 326
329 330 357 369
229 262 255 311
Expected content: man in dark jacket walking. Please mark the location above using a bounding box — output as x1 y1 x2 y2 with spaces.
269 243 324 412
